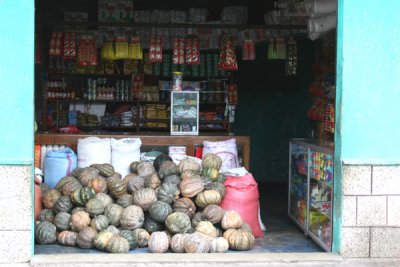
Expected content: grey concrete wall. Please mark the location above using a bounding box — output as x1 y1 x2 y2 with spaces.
0 165 32 265
341 165 400 257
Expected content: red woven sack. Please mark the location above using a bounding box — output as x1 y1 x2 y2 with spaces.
220 173 264 237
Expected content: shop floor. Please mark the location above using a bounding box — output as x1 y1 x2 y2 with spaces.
35 183 323 254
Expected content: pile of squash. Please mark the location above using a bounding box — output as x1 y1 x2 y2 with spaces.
35 153 256 253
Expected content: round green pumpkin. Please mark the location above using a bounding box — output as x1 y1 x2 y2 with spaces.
116 194 134 208
76 226 97 249
149 201 172 223
163 174 181 186
129 161 141 174
165 212 192 234
92 163 115 177
179 176 204 198
53 195 73 214
90 215 109 232
125 174 145 193
180 169 200 180
78 167 100 186
195 190 222 209
144 216 165 234
108 179 128 199
173 198 196 219
55 176 76 191
42 189 61 209
178 158 201 173
93 230 115 251
69 211 91 232
191 212 206 228
148 231 169 253
133 188 157 212
106 236 129 253
71 167 84 179
202 204 224 224
184 232 211 253
57 230 77 246
120 205 145 230
104 204 124 227
158 160 179 179
53 212 71 231
201 153 222 170
157 182 180 205
38 209 55 223
71 187 96 206
35 221 57 245
153 154 172 172
137 162 156 177
86 198 105 217
144 172 161 190
59 176 82 196
119 230 138 250
95 193 114 209
132 228 150 248
201 167 219 181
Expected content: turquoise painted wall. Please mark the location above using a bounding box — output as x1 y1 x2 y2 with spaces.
340 0 400 164
0 0 34 165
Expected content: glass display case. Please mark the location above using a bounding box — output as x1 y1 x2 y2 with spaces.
288 138 333 251
170 91 199 135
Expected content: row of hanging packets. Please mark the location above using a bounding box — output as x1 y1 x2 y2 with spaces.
149 36 163 63
286 37 298 76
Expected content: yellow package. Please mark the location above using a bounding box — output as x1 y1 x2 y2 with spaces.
101 40 115 60
115 36 129 60
128 37 143 60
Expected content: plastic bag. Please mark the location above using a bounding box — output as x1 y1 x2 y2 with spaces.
202 138 239 173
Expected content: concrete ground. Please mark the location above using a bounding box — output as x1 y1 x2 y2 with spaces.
29 253 400 267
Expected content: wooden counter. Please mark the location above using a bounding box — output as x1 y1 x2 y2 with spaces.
35 133 251 170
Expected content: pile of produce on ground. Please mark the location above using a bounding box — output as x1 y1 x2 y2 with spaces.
35 153 256 253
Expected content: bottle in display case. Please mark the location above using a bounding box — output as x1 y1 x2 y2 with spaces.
170 91 199 135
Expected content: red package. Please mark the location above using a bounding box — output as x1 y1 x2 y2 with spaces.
149 36 163 63
218 35 238 71
242 40 255 61
172 38 185 65
227 83 238 105
132 74 145 101
77 34 98 67
185 37 200 65
49 32 63 56
63 32 77 59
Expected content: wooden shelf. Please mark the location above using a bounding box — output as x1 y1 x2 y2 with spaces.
46 20 307 31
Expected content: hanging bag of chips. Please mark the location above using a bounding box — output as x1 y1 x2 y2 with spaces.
149 35 163 63
172 38 185 65
78 34 98 67
63 32 77 59
101 37 116 61
242 39 256 61
185 36 200 65
267 37 287 60
115 34 129 60
218 35 238 71
128 37 143 60
49 32 63 56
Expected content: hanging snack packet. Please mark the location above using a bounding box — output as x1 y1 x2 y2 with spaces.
128 37 143 60
172 38 185 65
77 34 98 67
242 40 255 61
149 36 163 63
218 35 238 71
285 37 298 76
185 37 200 65
132 74 145 101
63 32 77 59
101 37 116 60
115 35 129 59
49 32 63 56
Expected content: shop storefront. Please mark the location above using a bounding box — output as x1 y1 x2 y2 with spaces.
1 0 400 265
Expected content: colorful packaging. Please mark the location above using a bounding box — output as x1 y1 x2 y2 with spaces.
185 37 200 65
132 74 145 100
115 35 129 59
218 35 238 71
63 32 77 59
128 37 143 60
242 40 255 61
49 32 63 56
172 38 185 65
149 36 163 63
77 34 98 66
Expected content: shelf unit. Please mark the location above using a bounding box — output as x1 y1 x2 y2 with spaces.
288 138 334 251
